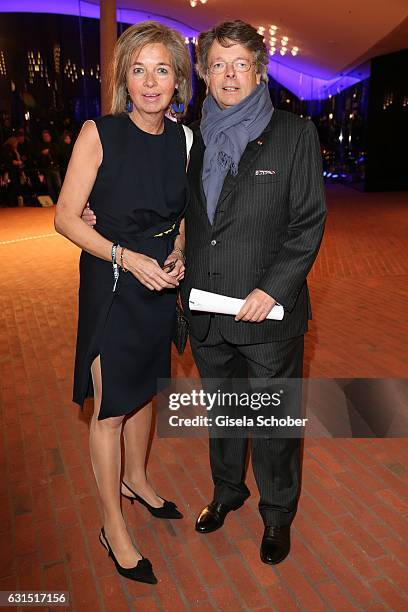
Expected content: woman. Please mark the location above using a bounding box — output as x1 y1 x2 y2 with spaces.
55 22 192 584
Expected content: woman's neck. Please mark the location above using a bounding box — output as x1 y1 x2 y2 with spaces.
128 109 165 135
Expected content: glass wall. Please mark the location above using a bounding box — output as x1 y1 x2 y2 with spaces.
0 12 371 190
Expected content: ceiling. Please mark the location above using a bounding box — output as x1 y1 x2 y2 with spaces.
88 0 408 79
3 0 407 98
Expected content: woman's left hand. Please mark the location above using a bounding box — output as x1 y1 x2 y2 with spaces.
163 250 185 281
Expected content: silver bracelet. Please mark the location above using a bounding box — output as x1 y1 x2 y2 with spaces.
111 243 120 292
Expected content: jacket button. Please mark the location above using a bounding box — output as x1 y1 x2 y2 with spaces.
211 240 217 246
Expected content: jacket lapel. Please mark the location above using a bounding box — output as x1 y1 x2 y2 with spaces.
217 117 275 208
188 132 208 214
216 137 265 208
189 115 275 220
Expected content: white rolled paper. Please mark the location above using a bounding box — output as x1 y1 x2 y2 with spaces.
188 288 284 321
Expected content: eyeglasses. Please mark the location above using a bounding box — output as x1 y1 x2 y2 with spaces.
208 60 255 75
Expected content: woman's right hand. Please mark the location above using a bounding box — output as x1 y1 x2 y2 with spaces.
124 250 179 291
82 204 96 227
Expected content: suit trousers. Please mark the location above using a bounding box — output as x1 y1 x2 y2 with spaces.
189 316 304 527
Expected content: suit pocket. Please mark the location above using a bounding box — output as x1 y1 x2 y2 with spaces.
253 173 280 183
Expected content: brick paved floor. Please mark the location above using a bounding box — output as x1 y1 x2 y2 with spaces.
0 185 407 611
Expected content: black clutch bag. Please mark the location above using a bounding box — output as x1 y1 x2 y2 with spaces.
173 301 189 354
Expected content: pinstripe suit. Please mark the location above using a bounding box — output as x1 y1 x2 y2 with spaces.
181 109 326 525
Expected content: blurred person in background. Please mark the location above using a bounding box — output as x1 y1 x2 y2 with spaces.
36 129 61 204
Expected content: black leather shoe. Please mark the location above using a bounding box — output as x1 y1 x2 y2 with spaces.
260 525 291 565
195 501 236 533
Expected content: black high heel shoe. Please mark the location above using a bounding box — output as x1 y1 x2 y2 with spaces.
99 527 157 584
121 481 183 519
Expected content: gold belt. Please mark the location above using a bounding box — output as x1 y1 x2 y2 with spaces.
153 222 176 237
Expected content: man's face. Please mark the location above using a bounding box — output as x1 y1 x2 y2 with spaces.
205 40 261 110
42 132 51 143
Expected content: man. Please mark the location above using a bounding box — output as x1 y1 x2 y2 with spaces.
16 128 31 164
83 19 326 566
36 129 62 204
180 20 326 565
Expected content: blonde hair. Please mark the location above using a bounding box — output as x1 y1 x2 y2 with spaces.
110 21 192 118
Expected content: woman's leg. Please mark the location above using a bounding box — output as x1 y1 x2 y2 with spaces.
121 402 164 508
89 356 142 566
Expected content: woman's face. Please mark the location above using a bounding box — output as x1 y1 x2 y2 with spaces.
127 43 178 117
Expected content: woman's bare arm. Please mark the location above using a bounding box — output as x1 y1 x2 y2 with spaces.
54 120 114 261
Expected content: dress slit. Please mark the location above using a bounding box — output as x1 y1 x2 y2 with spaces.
74 290 116 415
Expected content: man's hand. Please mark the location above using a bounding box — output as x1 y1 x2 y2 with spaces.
235 289 276 323
82 204 96 227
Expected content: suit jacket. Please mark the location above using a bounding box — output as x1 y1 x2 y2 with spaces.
181 109 327 343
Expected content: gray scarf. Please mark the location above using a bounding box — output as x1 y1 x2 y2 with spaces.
201 82 274 224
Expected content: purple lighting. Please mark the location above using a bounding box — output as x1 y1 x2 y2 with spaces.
268 59 370 100
1 0 100 19
1 1 370 100
0 0 197 38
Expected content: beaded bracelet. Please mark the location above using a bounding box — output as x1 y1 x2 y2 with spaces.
111 243 119 292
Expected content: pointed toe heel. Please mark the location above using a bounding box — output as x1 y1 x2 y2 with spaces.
121 481 183 519
99 528 157 584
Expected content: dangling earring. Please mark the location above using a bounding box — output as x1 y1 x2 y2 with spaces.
125 89 133 113
171 89 184 115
